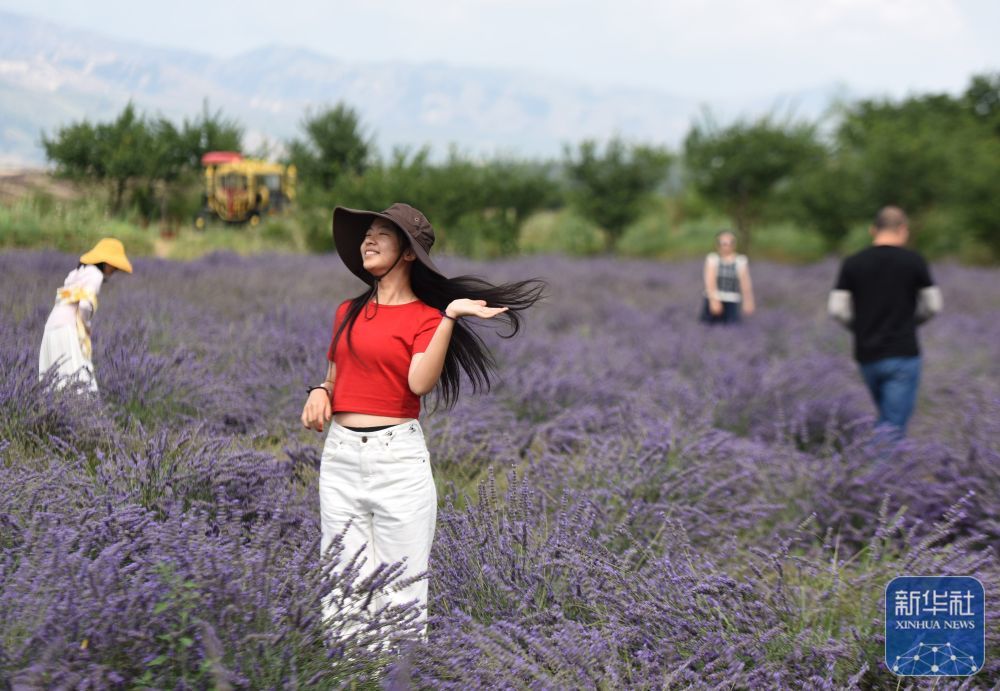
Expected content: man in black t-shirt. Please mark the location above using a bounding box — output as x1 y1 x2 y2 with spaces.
828 206 943 438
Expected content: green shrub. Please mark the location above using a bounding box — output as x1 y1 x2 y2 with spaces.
442 210 520 259
0 196 155 255
300 206 334 253
617 212 671 258
836 223 873 256
163 224 302 261
751 221 828 263
837 210 996 264
909 206 998 263
518 210 606 256
166 181 204 225
651 212 732 261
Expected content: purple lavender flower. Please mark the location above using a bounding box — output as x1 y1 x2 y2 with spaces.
1 250 997 686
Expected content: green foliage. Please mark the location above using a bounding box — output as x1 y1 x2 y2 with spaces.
746 220 828 263
836 95 964 213
440 157 561 257
616 200 672 258
615 201 828 263
518 210 607 256
324 146 431 211
827 73 1000 256
779 152 860 250
178 100 244 168
160 219 309 260
684 112 824 251
23 73 1000 263
296 205 337 253
40 101 242 223
563 137 671 247
328 147 560 258
0 195 155 255
133 565 213 688
164 176 206 225
0 193 310 262
288 103 372 190
965 73 1000 138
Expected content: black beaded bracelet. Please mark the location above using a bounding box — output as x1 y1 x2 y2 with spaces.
306 385 331 395
439 309 458 321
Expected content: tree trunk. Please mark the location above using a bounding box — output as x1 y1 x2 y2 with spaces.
113 178 127 214
731 193 753 253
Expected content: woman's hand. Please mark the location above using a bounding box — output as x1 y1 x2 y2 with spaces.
445 299 509 320
408 299 509 396
743 299 755 316
301 388 332 432
709 298 724 316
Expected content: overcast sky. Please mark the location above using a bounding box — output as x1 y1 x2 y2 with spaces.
1 0 997 103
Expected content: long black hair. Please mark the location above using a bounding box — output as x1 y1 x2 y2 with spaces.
330 238 545 409
79 262 108 272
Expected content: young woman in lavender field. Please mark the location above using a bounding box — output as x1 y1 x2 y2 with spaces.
38 237 133 392
300 203 544 637
700 230 755 325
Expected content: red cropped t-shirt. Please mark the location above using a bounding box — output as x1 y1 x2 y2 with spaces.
327 299 443 418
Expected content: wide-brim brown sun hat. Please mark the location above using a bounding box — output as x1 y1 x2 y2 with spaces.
80 237 133 273
332 203 446 285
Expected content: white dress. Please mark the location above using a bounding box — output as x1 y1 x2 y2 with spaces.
38 265 104 392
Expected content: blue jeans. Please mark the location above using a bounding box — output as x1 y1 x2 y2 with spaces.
858 356 921 439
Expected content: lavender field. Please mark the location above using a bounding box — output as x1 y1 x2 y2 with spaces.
2 250 998 689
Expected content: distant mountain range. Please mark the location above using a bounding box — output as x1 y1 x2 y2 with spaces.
0 10 844 167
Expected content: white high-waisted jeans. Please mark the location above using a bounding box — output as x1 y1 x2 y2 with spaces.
319 419 437 636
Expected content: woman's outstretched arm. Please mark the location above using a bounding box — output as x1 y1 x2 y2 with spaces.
408 299 508 396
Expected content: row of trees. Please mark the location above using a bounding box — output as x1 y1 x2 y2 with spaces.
41 73 999 257
684 73 1000 255
42 102 242 219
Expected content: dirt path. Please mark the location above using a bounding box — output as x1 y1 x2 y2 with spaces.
152 236 175 259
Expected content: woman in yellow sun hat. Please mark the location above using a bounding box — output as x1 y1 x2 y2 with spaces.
38 238 133 392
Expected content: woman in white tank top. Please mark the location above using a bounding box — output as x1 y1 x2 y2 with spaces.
700 230 755 325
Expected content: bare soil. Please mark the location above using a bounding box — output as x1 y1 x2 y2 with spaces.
0 168 85 205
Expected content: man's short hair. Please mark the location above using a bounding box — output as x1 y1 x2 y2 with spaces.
873 206 908 231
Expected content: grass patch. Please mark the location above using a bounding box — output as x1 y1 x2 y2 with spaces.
158 218 310 259
0 195 155 255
